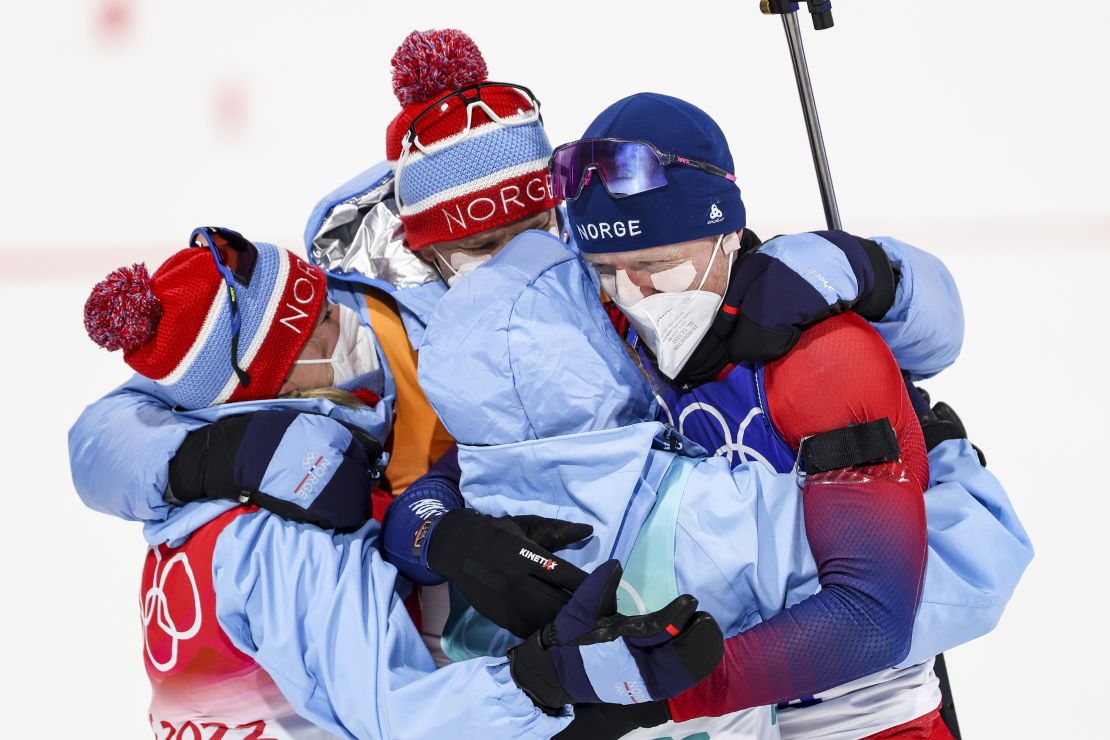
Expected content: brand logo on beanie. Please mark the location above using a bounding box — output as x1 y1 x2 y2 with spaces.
707 203 724 225
574 219 643 242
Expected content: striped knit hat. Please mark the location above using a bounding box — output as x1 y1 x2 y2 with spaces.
84 230 327 409
385 29 557 250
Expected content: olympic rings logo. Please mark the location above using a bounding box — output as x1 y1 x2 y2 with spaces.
141 548 202 672
657 395 776 472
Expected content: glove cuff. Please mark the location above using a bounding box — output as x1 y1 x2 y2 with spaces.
167 415 252 504
423 507 473 577
510 630 570 715
854 237 900 322
626 701 671 731
413 511 447 570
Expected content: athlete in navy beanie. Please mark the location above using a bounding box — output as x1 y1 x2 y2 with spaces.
565 92 745 253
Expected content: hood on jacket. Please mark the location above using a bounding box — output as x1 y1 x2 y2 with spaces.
417 230 655 446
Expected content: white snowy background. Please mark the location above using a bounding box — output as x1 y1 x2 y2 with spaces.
1 1 1107 737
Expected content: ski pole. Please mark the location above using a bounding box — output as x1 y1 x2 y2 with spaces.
757 4 964 737
759 1 841 230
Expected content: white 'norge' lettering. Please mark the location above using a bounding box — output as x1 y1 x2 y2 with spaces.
442 176 550 233
278 259 320 335
467 197 497 222
576 220 641 241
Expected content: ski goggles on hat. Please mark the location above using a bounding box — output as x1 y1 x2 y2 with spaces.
190 226 258 388
549 138 737 201
399 81 542 161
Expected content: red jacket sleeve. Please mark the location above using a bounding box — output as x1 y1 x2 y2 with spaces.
669 313 929 720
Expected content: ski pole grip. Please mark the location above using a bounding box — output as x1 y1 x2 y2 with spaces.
759 0 834 30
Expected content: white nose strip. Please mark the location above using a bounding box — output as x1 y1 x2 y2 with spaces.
615 269 646 307
449 250 490 271
649 261 698 293
722 232 742 256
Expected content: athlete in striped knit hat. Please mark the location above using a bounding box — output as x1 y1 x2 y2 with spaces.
83 227 336 409
386 29 559 285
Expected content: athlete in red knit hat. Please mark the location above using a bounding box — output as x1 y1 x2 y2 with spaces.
385 29 560 284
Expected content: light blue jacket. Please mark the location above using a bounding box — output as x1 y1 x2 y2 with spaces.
130 392 566 739
418 232 1032 669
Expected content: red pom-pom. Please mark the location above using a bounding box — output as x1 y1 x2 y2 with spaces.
391 29 488 106
84 263 162 352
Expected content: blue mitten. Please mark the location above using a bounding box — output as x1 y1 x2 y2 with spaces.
167 409 384 531
509 560 724 713
673 229 899 384
729 230 898 360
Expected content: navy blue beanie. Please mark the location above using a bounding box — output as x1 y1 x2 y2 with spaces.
565 93 745 254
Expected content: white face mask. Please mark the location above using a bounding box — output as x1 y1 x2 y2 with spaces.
294 304 381 387
432 247 492 287
611 233 736 380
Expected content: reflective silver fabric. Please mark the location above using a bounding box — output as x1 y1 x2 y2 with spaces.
311 175 441 289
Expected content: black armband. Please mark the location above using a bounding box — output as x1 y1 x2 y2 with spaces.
798 418 901 476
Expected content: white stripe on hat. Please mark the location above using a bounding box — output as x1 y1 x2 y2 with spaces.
211 366 240 408
398 156 551 217
211 246 293 405
155 281 228 385
395 109 536 174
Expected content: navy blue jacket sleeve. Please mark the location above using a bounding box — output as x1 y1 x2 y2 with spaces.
380 446 464 585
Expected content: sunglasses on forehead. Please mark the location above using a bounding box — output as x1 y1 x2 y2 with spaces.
549 138 737 201
190 226 259 388
399 81 542 161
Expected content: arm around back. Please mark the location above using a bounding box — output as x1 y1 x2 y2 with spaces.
69 375 205 523
870 236 964 380
670 313 929 719
899 437 1033 667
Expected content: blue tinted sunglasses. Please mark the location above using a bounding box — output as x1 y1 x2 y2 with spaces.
549 138 737 201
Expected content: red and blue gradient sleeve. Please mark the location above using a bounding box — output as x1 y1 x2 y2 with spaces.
669 313 929 720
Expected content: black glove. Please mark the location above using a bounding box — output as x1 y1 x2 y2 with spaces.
167 409 384 531
553 702 670 740
425 509 593 637
916 399 987 467
509 560 724 713
676 230 898 385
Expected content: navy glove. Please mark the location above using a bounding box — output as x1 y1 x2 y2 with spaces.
553 702 670 739
510 560 724 713
675 230 898 384
167 409 384 531
729 230 898 360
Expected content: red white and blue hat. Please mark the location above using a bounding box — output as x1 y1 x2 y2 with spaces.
84 230 327 409
385 29 558 250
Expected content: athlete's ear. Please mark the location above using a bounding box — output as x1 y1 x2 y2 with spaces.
414 246 436 263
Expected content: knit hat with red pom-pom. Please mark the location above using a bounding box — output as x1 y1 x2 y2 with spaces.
84 232 327 409
385 29 557 250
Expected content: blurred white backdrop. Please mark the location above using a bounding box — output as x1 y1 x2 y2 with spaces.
1 1 1107 738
